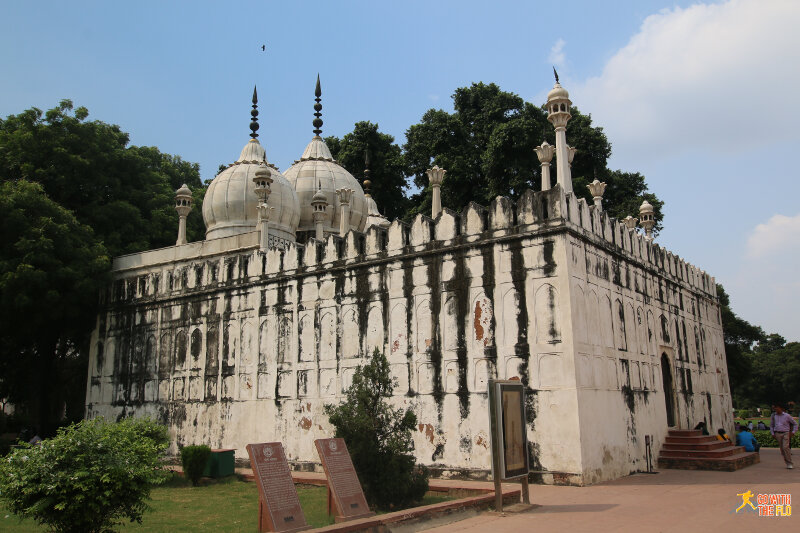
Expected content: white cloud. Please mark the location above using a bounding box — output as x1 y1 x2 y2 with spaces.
573 0 800 160
746 213 800 258
548 38 566 69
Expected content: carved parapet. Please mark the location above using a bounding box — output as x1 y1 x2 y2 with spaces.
516 190 537 226
283 243 299 271
576 197 591 231
434 208 459 241
565 192 579 226
410 214 434 247
324 234 343 263
387 219 409 253
489 196 513 230
344 230 364 260
365 226 387 256
303 239 319 267
264 247 282 275
461 202 488 236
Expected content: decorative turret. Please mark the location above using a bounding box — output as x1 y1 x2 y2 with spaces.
175 184 193 245
587 174 606 210
426 165 446 218
639 200 655 240
311 187 329 240
546 68 573 193
336 188 353 236
253 165 274 251
534 140 554 190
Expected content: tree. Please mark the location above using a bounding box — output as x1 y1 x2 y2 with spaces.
0 180 110 434
716 284 764 405
0 100 205 257
324 349 428 510
325 121 410 221
403 83 664 229
0 417 169 533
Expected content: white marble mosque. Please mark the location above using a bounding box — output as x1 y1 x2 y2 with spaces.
85 74 732 485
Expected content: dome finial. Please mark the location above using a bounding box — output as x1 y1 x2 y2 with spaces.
363 148 372 197
250 85 259 139
553 66 559 84
313 74 323 136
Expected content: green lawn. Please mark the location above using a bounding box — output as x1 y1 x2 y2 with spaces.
0 474 453 532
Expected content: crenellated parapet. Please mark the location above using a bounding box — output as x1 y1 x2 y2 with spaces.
107 184 716 307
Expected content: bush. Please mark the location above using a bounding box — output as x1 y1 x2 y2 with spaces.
0 417 169 533
325 348 428 510
752 430 800 449
180 445 211 486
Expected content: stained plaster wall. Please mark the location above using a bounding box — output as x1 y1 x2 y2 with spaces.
85 185 731 485
561 194 732 484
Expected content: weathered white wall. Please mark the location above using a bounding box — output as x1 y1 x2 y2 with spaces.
86 185 730 485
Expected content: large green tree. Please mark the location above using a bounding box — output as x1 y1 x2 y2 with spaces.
403 82 664 229
0 100 205 257
0 101 206 432
325 121 410 221
0 180 110 434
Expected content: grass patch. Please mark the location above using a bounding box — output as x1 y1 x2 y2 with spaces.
0 473 455 532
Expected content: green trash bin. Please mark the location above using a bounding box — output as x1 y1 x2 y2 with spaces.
202 448 235 478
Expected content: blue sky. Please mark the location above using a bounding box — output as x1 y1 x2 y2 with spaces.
2 1 798 341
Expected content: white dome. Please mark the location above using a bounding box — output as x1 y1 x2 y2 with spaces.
284 136 367 235
547 82 570 102
202 139 300 241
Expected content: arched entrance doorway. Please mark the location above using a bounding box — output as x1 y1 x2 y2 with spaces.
661 353 676 427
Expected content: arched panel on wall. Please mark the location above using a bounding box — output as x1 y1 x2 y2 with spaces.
592 356 605 389
174 330 187 371
673 319 682 361
614 299 627 351
341 307 359 359
366 305 384 355
390 363 409 395
190 328 202 368
600 295 614 348
277 314 293 363
474 359 490 392
636 307 646 355
416 298 432 353
700 328 708 368
587 290 600 346
625 303 636 354
442 295 459 351
103 339 115 378
607 358 618 389
298 314 315 362
94 341 104 377
158 332 171 378
132 335 144 375
145 335 156 374
501 287 519 348
694 327 702 367
572 284 587 345
660 314 670 344
535 284 561 344
538 353 561 388
646 310 655 356
472 292 494 348
240 321 254 367
258 317 276 368
389 302 408 361
223 322 238 372
319 311 336 361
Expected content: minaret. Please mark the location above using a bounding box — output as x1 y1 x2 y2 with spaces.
175 184 193 245
311 187 328 240
250 85 259 139
546 68 573 193
587 170 607 210
336 189 353 236
534 140 554 190
426 165 446 218
639 200 655 240
253 165 273 251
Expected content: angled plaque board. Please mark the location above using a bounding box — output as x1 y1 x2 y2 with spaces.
315 438 375 522
489 380 530 480
246 442 311 533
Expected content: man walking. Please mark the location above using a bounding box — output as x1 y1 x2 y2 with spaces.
770 404 797 469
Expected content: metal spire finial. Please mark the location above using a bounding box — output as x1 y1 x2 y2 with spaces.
363 148 372 197
250 85 259 139
313 74 323 136
553 66 559 84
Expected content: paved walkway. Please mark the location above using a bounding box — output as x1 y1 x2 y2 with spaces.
427 448 798 532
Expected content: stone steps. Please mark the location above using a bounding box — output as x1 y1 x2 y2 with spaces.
657 429 759 471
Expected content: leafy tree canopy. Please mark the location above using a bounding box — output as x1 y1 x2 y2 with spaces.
403 83 664 229
325 121 410 221
0 100 205 257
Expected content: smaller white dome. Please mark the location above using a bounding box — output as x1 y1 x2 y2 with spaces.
547 82 570 102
